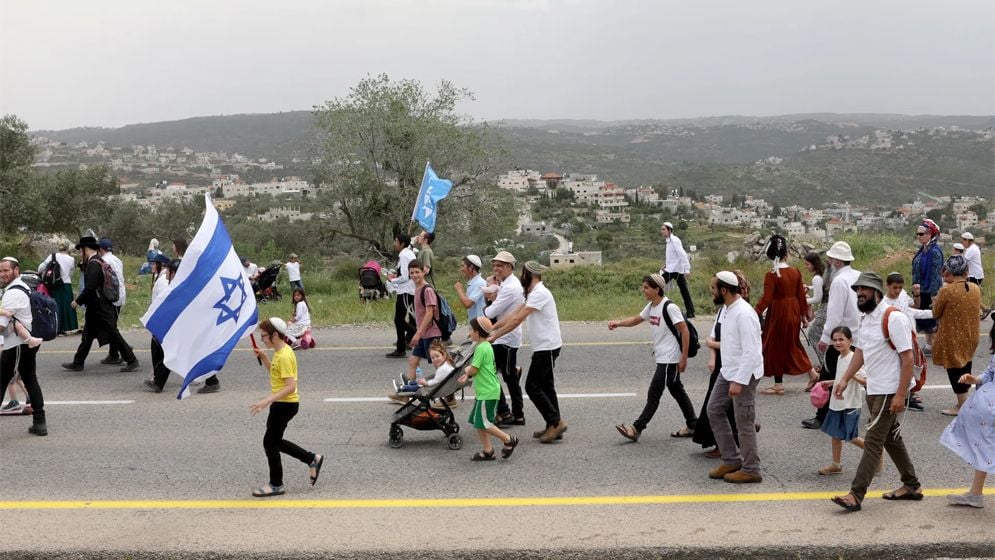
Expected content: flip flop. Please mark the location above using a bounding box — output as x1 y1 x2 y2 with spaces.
670 427 694 438
882 486 924 501
252 483 286 498
615 424 640 442
831 494 861 512
760 387 785 395
309 455 324 486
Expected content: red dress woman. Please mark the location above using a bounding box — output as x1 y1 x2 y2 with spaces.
755 235 814 394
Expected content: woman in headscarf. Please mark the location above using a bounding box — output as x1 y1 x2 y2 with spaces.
755 235 815 395
912 219 944 354
932 255 981 416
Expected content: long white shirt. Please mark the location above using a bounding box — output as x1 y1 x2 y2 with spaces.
484 273 524 348
820 265 861 345
664 234 691 274
718 297 764 385
0 276 32 347
806 274 824 306
101 252 126 307
964 243 984 280
524 281 562 352
854 301 913 395
37 252 75 285
387 247 416 296
883 290 933 321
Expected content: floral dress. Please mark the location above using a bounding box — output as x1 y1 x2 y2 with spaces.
940 354 995 474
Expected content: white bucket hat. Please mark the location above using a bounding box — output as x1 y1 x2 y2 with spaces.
825 241 854 261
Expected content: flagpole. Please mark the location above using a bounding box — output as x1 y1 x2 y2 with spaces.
409 161 430 236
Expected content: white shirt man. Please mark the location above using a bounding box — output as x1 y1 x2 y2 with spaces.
285 256 302 284
664 230 692 275
388 245 416 296
0 256 47 436
961 233 983 283
820 242 861 348
99 247 126 307
718 297 764 386
243 260 259 281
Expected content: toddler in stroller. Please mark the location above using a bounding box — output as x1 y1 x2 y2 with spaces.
358 260 387 301
254 261 282 302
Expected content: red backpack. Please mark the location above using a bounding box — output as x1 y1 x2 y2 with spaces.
881 307 927 392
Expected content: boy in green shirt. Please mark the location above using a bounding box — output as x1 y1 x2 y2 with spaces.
460 318 519 461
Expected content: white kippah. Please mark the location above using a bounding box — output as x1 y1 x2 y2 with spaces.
716 270 739 286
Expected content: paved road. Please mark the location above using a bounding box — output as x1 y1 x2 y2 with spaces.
2 320 993 559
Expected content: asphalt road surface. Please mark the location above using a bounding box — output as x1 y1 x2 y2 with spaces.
2 319 994 559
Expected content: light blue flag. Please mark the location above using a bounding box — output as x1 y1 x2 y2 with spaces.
411 163 453 233
141 194 259 399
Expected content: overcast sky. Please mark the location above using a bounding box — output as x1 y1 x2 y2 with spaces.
2 0 993 130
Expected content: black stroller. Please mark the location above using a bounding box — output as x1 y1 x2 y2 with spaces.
254 262 282 302
389 340 474 450
358 260 387 301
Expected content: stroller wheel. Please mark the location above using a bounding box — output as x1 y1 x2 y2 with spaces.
389 426 403 449
447 434 463 450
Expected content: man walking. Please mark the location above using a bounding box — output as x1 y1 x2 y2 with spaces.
487 261 566 443
804 241 861 429
705 271 764 483
0 257 48 436
661 222 695 318
416 232 436 284
454 254 486 322
98 237 130 366
385 233 417 358
831 271 923 512
483 251 525 426
62 236 140 372
286 253 303 291
961 232 984 285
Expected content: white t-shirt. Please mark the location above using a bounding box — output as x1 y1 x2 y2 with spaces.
484 273 524 348
639 298 685 364
426 362 454 387
293 301 311 327
854 302 913 395
38 252 75 285
882 291 933 321
830 352 866 411
285 261 301 282
524 282 562 351
964 243 984 279
388 247 416 295
244 263 259 280
150 272 170 306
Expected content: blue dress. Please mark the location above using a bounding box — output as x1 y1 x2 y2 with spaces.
940 355 995 474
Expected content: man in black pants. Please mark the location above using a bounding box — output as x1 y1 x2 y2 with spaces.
385 233 417 358
0 257 47 436
661 222 695 318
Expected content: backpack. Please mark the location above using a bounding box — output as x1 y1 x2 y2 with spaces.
661 300 700 358
419 285 458 341
881 306 927 392
41 253 63 289
8 284 59 342
93 257 120 303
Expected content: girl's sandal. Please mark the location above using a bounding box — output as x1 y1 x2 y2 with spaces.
471 450 495 461
309 454 324 486
615 424 640 442
252 483 286 498
831 493 861 512
760 387 785 395
501 436 520 459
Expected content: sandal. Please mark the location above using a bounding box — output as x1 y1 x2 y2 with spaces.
671 427 694 438
471 450 496 461
309 454 324 486
760 387 785 395
882 485 923 501
501 436 520 459
831 493 861 512
252 483 286 498
615 424 640 442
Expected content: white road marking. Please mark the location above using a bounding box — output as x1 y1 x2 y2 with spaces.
45 400 135 405
324 392 637 403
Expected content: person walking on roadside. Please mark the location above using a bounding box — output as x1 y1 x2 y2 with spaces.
912 219 944 355
931 256 982 417
483 251 525 427
144 256 177 393
0 257 48 436
62 236 141 373
285 253 303 291
37 242 78 335
97 237 131 366
660 222 695 318
830 271 923 512
755 235 816 395
403 260 443 383
804 241 861 430
487 261 566 443
705 271 764 484
454 255 486 323
385 233 417 358
610 273 696 442
459 318 520 461
883 272 932 411
416 231 436 284
960 232 983 286
803 251 828 370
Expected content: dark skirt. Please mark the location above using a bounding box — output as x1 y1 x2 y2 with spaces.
915 292 937 333
52 283 78 332
820 408 861 441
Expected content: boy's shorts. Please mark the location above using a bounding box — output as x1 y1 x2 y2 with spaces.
412 336 441 360
468 399 498 430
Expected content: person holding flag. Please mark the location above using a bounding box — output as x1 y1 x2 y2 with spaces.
411 162 452 234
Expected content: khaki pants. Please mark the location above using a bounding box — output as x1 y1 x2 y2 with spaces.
707 375 761 475
850 394 920 501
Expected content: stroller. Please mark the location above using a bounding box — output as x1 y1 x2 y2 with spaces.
254 262 282 302
358 260 387 301
388 340 474 450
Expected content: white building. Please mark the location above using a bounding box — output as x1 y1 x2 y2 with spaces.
550 251 602 270
497 170 542 192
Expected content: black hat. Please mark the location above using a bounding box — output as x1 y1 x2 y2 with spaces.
150 253 171 265
75 236 100 250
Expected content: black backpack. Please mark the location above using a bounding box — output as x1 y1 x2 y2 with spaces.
419 285 458 341
661 299 700 358
41 253 63 289
9 284 59 342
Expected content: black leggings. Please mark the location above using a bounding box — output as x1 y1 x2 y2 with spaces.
264 402 315 487
633 363 697 432
0 345 44 422
947 362 973 395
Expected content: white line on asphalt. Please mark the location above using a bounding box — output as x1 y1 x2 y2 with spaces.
45 400 135 405
919 384 962 391
324 392 637 403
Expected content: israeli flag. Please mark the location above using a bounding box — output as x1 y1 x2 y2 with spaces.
411 162 453 233
142 194 259 399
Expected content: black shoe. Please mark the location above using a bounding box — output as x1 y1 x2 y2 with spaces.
101 356 124 365
61 362 84 372
907 397 925 412
687 313 696 319
120 361 141 373
197 383 220 394
801 417 822 430
143 379 163 393
384 350 407 358
28 422 48 436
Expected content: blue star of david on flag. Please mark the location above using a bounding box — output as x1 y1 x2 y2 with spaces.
213 276 248 325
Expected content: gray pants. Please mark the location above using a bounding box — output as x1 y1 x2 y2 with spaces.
707 375 761 475
850 394 920 501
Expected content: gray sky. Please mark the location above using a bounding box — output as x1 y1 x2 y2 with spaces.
2 0 993 130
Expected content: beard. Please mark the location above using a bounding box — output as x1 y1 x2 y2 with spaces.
857 295 879 313
712 292 725 306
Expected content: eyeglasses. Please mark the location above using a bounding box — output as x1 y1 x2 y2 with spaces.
916 232 929 236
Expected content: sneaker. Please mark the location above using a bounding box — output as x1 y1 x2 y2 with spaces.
120 361 141 373
818 463 843 475
907 396 925 412
101 356 124 365
922 345 932 356
385 350 407 358
61 362 84 372
947 492 985 508
0 400 23 415
28 422 48 436
197 383 220 394
143 379 163 393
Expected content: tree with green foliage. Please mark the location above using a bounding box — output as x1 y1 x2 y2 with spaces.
311 74 505 251
0 114 38 234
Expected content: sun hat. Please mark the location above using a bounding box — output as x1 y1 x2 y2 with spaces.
961 232 974 240
825 241 854 261
492 251 516 265
523 261 548 274
716 270 739 286
268 317 288 336
850 271 884 295
465 254 482 268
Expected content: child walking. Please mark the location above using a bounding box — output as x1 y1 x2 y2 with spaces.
818 326 869 475
459 318 519 461
250 317 323 497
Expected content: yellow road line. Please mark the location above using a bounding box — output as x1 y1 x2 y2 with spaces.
2 488 991 510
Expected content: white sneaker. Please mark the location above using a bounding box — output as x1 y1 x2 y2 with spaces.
947 492 985 508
